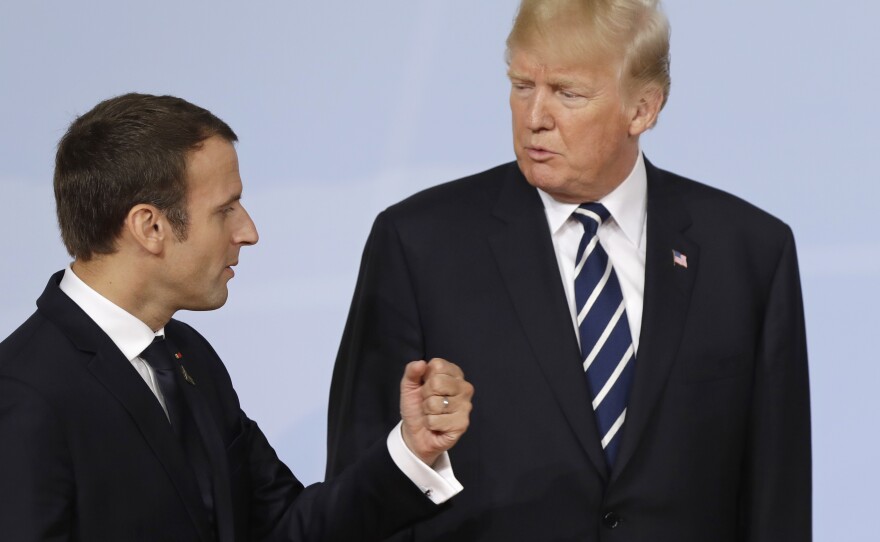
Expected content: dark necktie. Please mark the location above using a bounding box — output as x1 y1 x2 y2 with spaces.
139 337 215 521
572 203 637 468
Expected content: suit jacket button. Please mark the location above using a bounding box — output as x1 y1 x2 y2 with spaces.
602 512 621 529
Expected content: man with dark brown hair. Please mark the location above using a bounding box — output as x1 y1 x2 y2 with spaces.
0 93 474 541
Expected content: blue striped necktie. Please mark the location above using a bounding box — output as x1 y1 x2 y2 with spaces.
572 203 636 468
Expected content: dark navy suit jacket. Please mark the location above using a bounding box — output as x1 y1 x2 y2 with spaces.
0 272 437 541
327 161 811 541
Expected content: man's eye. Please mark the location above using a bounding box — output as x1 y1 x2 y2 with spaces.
559 90 580 99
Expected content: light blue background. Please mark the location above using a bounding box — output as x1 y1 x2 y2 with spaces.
1 1 877 538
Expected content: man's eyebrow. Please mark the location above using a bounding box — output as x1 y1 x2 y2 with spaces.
507 70 580 89
549 77 583 89
216 193 242 209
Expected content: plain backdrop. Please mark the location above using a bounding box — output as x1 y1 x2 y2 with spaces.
1 1 877 539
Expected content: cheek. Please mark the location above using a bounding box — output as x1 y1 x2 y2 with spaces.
509 96 534 127
510 107 525 133
562 123 600 161
569 115 623 156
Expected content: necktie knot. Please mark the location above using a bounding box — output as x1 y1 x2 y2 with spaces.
573 203 610 237
139 337 177 372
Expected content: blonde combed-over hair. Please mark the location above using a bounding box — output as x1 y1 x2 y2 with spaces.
507 0 671 110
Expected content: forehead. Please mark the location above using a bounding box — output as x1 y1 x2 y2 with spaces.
507 46 621 85
184 136 242 204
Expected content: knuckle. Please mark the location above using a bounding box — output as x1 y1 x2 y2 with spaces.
463 382 475 397
427 417 443 431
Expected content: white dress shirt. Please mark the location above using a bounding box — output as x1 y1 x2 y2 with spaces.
537 152 648 353
59 266 462 504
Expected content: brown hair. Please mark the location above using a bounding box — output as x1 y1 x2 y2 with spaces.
54 93 237 260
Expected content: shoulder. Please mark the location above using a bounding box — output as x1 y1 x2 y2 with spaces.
647 163 799 291
0 310 91 431
360 163 519 257
383 162 516 220
649 163 793 244
366 162 522 250
0 310 72 380
0 311 56 393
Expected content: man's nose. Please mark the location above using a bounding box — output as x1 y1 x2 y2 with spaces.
526 88 554 132
235 206 259 246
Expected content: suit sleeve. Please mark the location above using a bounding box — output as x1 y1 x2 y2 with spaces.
140 320 438 542
326 211 426 477
0 378 73 541
240 412 437 542
738 227 812 541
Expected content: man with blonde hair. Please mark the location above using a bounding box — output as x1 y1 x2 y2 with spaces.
328 1 811 540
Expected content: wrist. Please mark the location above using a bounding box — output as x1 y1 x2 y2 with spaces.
401 424 439 466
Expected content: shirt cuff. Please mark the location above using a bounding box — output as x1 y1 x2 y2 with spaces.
386 421 464 504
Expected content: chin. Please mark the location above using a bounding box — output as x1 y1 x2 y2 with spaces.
209 291 230 310
516 159 538 184
521 164 559 192
187 291 230 312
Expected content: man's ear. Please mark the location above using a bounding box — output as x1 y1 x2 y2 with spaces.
124 204 167 255
628 84 664 137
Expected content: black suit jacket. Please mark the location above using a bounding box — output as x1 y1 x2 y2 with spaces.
327 161 811 541
0 272 437 542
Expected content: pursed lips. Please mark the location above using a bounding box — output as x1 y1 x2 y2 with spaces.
525 145 558 161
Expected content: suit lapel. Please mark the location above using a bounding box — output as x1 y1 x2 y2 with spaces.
87 350 215 540
610 162 699 483
488 165 609 480
37 273 215 541
168 346 236 542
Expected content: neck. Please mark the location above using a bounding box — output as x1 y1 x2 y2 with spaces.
72 257 173 332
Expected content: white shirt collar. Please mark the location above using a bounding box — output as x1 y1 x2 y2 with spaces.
59 265 163 361
537 151 647 247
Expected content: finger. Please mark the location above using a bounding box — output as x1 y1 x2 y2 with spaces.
424 409 471 434
419 373 458 399
401 360 428 390
424 394 453 415
424 385 474 417
424 357 464 380
421 376 475 401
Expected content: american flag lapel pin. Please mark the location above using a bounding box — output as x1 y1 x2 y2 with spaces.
672 249 688 269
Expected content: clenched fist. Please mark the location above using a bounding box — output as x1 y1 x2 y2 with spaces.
399 358 474 466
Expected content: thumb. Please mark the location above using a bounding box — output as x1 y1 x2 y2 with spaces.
401 360 428 392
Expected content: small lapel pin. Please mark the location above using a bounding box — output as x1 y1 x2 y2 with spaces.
672 249 688 269
179 365 196 386
174 352 183 360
